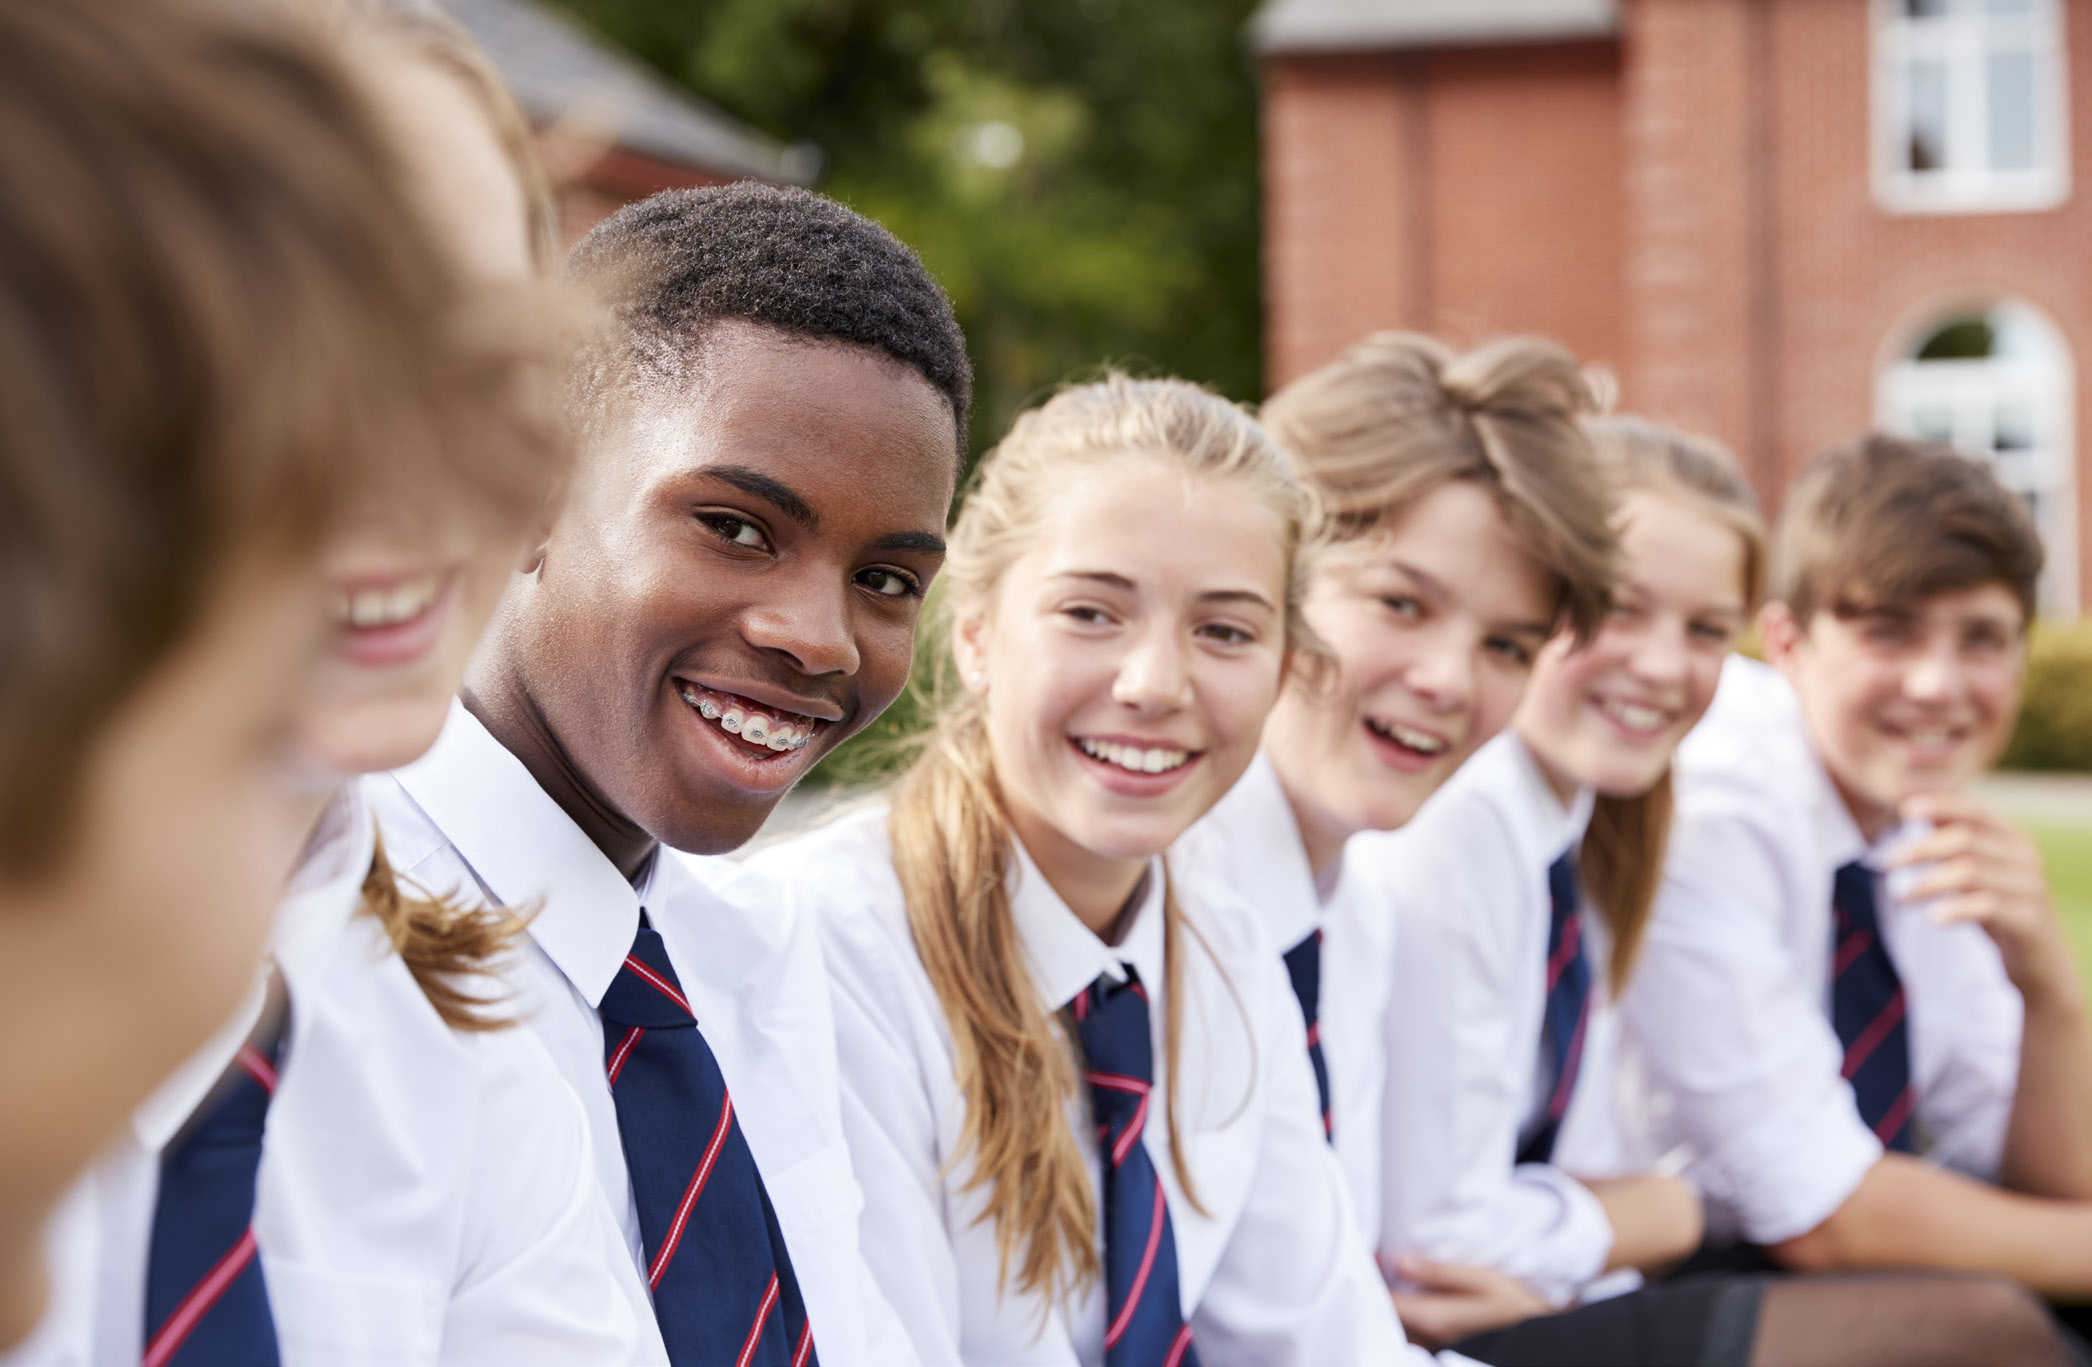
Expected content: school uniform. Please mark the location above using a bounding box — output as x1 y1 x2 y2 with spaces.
1 782 642 1367
1172 752 1402 1237
1347 731 1624 1307
1620 655 2023 1245
368 700 912 1367
755 803 1438 1367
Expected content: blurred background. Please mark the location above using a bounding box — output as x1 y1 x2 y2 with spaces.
437 0 2092 949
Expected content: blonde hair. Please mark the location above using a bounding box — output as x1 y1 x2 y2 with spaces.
889 374 1312 1303
1260 332 1615 639
1577 417 1765 993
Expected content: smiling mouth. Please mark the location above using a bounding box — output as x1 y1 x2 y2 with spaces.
1364 716 1448 758
1075 737 1195 775
330 572 443 630
1881 718 1971 751
675 681 825 754
1598 696 1675 735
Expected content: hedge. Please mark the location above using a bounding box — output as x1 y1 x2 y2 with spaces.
2001 622 2092 772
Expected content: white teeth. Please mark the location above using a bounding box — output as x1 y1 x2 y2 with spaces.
697 699 720 720
676 683 816 751
335 573 439 628
1077 738 1190 774
1603 699 1668 731
1379 721 1446 754
742 715 770 743
766 732 795 751
720 709 745 734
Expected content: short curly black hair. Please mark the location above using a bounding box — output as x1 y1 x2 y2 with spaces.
570 181 971 456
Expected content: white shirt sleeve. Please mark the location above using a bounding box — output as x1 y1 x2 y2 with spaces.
1894 908 2023 1182
1624 799 1883 1244
1376 816 1612 1307
1190 946 1433 1366
814 897 969 1367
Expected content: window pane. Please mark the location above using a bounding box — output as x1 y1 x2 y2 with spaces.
1987 51 2037 171
1995 401 2036 451
1982 0 2033 14
1909 60 1950 171
1913 405 1955 442
1906 0 1952 15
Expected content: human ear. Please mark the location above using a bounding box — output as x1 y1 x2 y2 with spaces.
1758 601 1805 681
951 607 990 695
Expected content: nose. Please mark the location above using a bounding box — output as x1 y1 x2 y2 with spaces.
1404 625 1478 713
1903 640 1960 704
1112 622 1193 713
740 569 860 678
1628 618 1690 690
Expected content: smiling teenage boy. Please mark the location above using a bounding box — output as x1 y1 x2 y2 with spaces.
1623 435 2092 1317
369 183 968 1367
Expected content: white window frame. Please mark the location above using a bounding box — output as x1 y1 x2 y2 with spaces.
1877 299 2077 616
1872 0 2070 215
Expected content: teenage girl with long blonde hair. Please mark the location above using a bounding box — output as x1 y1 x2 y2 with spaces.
757 375 1436 1365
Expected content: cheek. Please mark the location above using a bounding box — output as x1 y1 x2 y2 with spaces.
1203 655 1285 746
1682 654 1726 729
1472 666 1531 746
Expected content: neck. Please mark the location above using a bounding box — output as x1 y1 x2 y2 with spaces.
1269 749 1352 882
461 668 657 882
1515 722 1583 808
1006 803 1150 943
1830 772 1899 844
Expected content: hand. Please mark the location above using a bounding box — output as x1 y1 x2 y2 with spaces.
1385 1254 1551 1350
1892 792 2077 1007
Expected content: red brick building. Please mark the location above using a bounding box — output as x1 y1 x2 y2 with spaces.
1257 0 2089 614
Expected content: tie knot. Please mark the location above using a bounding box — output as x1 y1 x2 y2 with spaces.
1073 965 1154 1102
1833 860 1882 933
600 924 695 1030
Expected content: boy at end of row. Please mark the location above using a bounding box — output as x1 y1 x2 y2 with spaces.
1623 435 2092 1319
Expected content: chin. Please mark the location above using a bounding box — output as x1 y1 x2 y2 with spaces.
296 703 450 778
651 795 779 857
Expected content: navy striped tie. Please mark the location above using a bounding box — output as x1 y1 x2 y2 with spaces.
601 922 816 1367
1518 852 1592 1166
142 994 288 1367
1280 930 1333 1141
1831 861 1917 1152
1073 967 1199 1367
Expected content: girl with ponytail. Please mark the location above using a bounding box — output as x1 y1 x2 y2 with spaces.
755 375 1433 1364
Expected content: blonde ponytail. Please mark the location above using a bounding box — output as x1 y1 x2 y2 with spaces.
360 837 529 1032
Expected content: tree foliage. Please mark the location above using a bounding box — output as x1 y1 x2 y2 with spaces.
549 0 1265 456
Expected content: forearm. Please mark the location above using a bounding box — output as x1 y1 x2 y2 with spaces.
2003 985 2092 1199
1582 1174 1702 1275
1774 1154 2092 1299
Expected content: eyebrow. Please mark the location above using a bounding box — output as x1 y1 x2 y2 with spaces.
700 464 817 529
1052 570 1275 609
871 530 948 557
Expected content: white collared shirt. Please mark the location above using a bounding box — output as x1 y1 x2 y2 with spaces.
1620 656 2025 1244
1342 732 1618 1308
1174 751 1402 1244
368 701 910 1367
756 803 1433 1367
4 784 643 1367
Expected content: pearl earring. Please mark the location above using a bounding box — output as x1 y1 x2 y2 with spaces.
969 671 985 688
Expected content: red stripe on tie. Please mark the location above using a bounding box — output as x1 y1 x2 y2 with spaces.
1833 929 1876 980
1841 992 1907 1080
792 1321 815 1367
734 1273 781 1367
605 1026 644 1086
1874 1083 1917 1145
1304 1022 1321 1048
647 1096 735 1289
1111 1086 1150 1167
1104 1178 1168 1350
623 955 691 1015
142 1227 259 1367
1547 993 1591 1123
1547 913 1582 992
235 1045 277 1095
1164 1324 1195 1367
1086 1071 1151 1098
1073 993 1091 1022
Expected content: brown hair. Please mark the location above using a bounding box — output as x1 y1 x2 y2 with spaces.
1771 433 2042 628
1578 418 1766 991
1259 332 1615 639
890 375 1311 1302
0 0 547 876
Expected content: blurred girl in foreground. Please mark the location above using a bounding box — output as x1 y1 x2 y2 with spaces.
756 376 1435 1364
1369 420 2073 1366
4 8 646 1364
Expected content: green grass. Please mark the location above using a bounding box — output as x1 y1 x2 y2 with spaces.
2029 823 2092 992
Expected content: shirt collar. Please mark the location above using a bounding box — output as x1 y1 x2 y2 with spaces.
133 785 376 1151
391 699 639 1008
1221 751 1324 913
1009 837 1168 1013
1503 730 1595 862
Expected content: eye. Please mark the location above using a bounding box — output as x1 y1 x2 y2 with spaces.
697 512 770 551
1381 595 1422 620
1198 622 1257 646
856 567 922 599
1064 605 1113 625
1485 635 1535 668
1690 619 1736 646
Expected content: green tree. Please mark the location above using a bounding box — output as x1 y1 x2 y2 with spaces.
549 0 1265 455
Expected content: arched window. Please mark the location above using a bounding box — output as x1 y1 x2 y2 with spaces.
1878 300 2076 614
1873 0 2070 214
